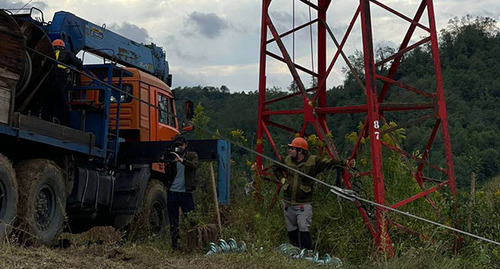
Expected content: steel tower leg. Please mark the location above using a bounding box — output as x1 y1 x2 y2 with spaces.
359 0 393 254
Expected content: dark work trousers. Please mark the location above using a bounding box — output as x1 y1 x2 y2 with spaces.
167 191 195 250
47 72 70 125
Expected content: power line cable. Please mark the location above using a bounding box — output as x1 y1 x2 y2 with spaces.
25 46 500 248
182 119 500 247
183 116 500 247
15 0 33 14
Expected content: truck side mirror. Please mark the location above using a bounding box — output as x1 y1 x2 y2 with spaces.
182 125 194 132
185 100 194 120
166 74 172 87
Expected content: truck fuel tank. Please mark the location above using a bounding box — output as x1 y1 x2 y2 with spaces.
67 167 114 211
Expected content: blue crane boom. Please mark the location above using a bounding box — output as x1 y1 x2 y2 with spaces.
47 11 171 85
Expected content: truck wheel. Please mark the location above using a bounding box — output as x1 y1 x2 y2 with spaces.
0 154 17 242
15 159 65 245
130 179 168 240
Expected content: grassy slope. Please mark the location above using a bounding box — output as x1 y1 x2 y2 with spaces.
1 178 498 268
0 242 496 269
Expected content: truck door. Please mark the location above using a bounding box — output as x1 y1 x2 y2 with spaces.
156 92 178 141
139 82 150 140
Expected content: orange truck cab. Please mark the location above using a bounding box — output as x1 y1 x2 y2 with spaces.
79 67 181 143
109 67 180 142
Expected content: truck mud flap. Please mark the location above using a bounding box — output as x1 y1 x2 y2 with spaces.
110 164 150 215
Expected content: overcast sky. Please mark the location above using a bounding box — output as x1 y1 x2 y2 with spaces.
2 0 499 92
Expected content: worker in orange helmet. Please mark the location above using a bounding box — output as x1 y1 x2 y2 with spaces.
271 136 354 250
52 38 84 75
48 39 84 125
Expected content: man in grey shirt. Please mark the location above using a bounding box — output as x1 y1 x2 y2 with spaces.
164 136 199 250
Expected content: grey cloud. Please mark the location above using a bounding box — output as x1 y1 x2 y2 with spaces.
270 11 294 23
183 11 229 39
271 11 308 24
375 40 398 49
29 1 46 9
477 10 500 20
0 1 47 12
171 69 208 88
270 11 309 32
164 35 208 63
108 22 150 43
164 34 175 45
169 43 208 63
269 11 292 33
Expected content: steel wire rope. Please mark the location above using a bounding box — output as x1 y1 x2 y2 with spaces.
27 46 500 247
308 0 314 74
178 119 500 248
14 0 33 14
292 0 295 63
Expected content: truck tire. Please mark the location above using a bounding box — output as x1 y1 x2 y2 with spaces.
0 154 17 242
15 159 65 245
130 179 168 240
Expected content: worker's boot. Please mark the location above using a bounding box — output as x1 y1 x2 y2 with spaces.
299 231 312 250
287 229 299 247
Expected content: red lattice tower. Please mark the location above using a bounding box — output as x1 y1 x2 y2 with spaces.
256 0 458 254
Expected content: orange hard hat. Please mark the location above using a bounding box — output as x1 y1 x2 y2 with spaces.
288 137 308 150
52 39 65 48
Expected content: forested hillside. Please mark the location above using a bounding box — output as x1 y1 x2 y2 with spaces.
174 16 500 188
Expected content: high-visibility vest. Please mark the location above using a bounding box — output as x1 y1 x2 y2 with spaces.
55 50 68 71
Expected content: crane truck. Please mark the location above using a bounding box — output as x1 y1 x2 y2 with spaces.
0 8 230 244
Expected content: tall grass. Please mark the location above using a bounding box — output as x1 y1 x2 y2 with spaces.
185 157 500 267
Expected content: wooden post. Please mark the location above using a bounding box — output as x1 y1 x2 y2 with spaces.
210 162 223 238
466 172 477 232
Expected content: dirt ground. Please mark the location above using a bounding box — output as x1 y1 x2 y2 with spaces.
0 227 319 269
0 244 323 269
